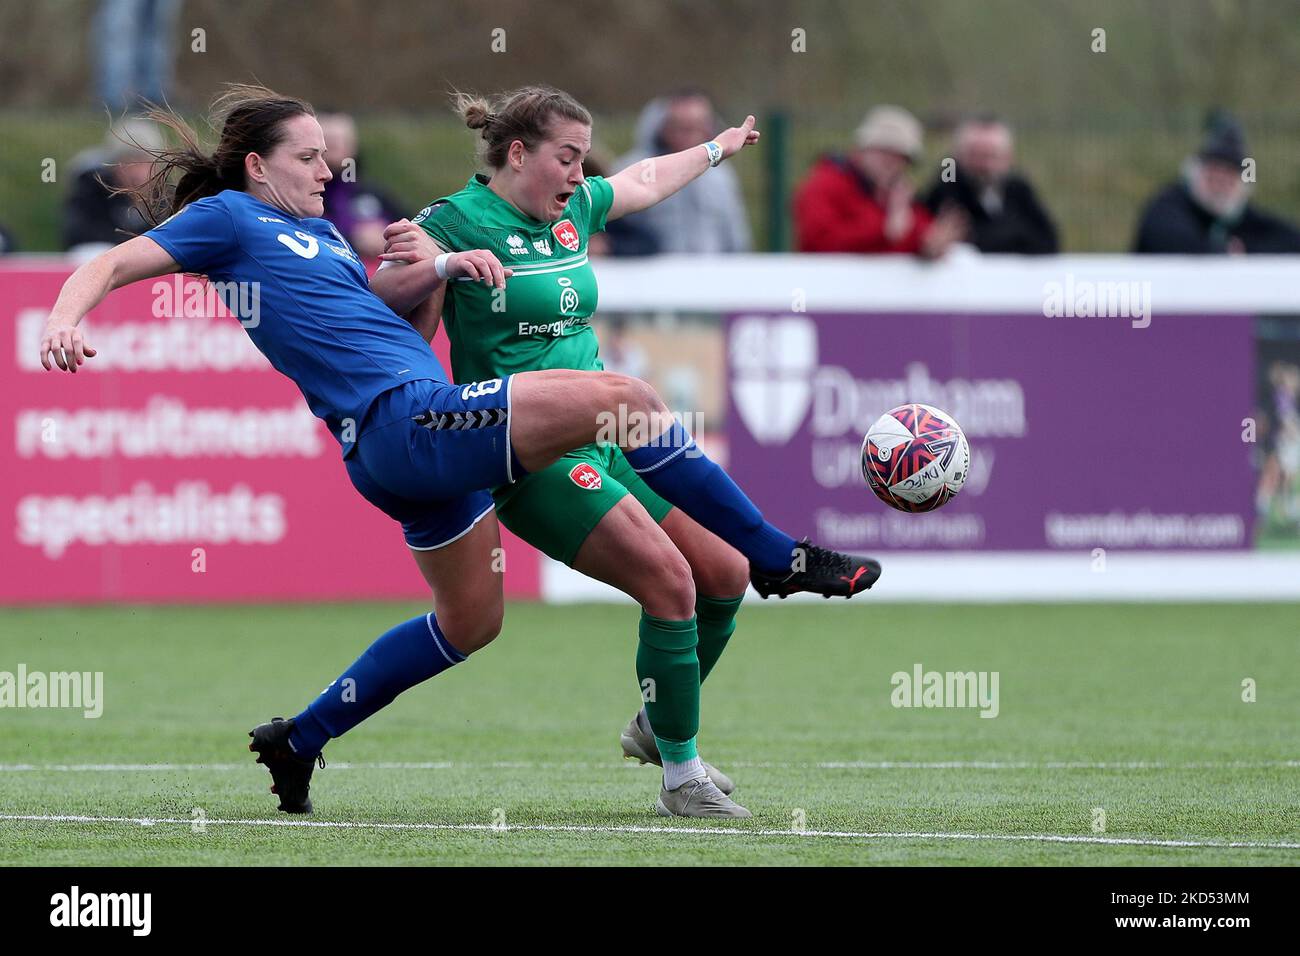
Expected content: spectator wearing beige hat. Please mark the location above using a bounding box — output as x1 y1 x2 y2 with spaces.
793 105 964 257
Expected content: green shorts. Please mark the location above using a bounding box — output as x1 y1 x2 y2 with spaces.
493 442 673 566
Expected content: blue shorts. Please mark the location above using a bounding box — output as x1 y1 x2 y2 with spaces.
344 375 519 550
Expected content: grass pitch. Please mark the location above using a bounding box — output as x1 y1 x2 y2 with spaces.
0 601 1296 866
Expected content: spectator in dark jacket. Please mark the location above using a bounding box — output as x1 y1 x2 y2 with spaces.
794 105 965 257
62 118 162 252
924 116 1058 254
1134 112 1300 254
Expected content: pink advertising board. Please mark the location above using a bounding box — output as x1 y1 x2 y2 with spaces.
2 263 540 604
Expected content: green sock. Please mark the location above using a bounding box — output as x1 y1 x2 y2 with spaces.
636 611 700 762
695 594 744 684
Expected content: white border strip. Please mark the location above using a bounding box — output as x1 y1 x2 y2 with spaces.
1 814 1294 849
542 552 1300 603
11 253 1300 312
591 253 1300 313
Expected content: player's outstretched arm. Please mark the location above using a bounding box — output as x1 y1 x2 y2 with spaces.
40 235 180 373
371 218 512 317
606 115 760 222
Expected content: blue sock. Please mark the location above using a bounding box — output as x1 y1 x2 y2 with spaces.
288 612 465 758
624 422 797 574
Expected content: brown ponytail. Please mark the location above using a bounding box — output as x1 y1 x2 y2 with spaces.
452 86 591 169
120 83 315 225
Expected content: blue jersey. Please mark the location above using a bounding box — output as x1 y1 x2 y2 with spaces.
145 189 448 456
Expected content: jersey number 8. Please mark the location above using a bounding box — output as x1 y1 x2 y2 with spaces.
461 379 503 400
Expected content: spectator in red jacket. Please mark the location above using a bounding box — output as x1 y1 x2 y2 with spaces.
794 105 965 257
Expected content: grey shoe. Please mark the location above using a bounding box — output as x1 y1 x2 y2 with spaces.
620 711 737 795
655 776 752 819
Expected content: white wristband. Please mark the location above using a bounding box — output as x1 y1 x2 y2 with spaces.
703 141 724 167
434 252 453 280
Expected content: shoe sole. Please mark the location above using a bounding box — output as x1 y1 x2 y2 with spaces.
655 795 752 819
751 564 882 600
620 732 660 767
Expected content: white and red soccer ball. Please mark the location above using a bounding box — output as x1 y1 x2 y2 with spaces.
861 403 970 513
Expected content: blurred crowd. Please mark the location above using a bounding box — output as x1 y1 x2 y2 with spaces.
16 90 1300 260
1 2 1295 256
787 102 1300 258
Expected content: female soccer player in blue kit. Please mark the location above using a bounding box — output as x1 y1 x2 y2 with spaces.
39 85 880 818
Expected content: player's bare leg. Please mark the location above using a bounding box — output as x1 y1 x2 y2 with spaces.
509 368 881 598
508 369 658 471
660 509 751 603
408 511 505 655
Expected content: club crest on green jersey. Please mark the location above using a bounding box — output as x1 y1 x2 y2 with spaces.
568 462 602 490
552 219 580 252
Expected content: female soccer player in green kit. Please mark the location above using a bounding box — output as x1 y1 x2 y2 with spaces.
372 87 880 818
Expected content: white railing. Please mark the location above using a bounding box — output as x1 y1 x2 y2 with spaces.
593 252 1300 313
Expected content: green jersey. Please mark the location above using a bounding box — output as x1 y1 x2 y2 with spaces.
414 173 615 384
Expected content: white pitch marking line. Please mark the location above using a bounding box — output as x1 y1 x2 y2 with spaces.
0 813 1295 850
0 760 1296 772
810 760 1300 770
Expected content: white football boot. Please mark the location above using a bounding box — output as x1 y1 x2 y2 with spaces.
656 776 752 819
620 709 736 795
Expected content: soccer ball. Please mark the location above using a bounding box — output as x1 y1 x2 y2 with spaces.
861 403 970 512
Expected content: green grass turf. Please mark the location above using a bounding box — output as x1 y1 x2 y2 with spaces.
0 601 1296 866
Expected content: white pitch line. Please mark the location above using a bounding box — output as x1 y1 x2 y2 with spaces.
0 760 1296 772
811 760 1300 770
0 813 1295 850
